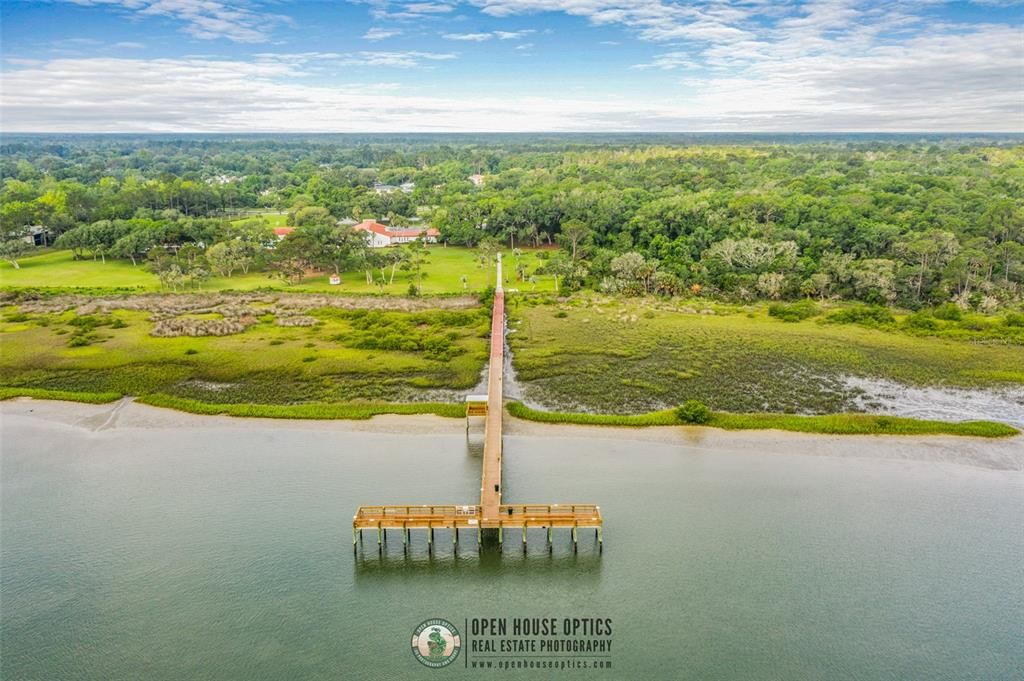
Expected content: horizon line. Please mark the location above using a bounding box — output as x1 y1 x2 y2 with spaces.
3 130 1023 136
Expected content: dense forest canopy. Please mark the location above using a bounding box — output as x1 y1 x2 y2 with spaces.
2 133 1022 309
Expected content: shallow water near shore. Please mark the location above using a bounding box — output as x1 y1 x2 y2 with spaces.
845 375 1024 428
2 400 1022 680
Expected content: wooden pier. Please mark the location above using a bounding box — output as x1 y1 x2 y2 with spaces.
353 254 603 552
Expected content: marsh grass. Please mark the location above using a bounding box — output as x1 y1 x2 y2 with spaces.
1 304 489 404
0 387 122 404
508 299 1024 414
137 394 463 419
506 402 1018 437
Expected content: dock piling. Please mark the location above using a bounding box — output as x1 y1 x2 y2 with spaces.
351 257 603 558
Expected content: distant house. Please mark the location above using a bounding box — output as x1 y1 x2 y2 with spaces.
468 174 485 187
373 182 416 195
21 225 49 246
273 227 295 240
352 219 439 248
372 183 399 195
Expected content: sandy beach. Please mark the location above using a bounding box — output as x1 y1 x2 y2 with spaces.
3 397 1022 471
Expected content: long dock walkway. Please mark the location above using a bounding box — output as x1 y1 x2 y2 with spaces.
353 254 602 552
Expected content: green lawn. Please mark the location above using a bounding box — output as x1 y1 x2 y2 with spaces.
509 296 1024 414
230 212 289 228
0 247 558 294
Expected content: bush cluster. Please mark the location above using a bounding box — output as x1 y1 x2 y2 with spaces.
675 399 712 424
768 299 820 322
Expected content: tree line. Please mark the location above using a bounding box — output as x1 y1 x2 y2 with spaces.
1 136 1021 309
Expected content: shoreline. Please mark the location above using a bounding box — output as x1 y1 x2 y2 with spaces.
3 398 1022 472
1 389 1019 438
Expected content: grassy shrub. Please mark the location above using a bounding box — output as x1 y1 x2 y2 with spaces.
0 387 121 403
675 399 711 424
506 402 1017 437
823 304 895 327
768 300 820 322
932 303 963 321
328 308 483 361
137 394 463 419
956 314 989 332
903 311 940 331
1005 313 1024 328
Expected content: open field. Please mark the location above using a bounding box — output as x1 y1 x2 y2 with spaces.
0 247 558 294
508 296 1024 415
229 212 289 227
0 299 490 404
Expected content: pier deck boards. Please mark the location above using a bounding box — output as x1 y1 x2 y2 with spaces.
353 255 602 549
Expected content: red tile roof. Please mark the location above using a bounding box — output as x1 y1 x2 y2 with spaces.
273 227 295 236
352 220 391 236
352 220 439 238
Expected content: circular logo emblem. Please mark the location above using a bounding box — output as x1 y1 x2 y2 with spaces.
411 618 461 668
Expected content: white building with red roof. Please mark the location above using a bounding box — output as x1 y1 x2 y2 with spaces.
352 220 440 248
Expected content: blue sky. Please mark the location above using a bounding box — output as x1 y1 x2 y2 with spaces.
1 0 1021 131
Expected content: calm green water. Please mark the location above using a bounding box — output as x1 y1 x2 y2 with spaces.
2 409 1022 680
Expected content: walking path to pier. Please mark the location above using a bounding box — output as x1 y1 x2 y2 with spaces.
353 255 603 552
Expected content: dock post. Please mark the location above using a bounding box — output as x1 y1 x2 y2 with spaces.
428 526 433 549
498 523 503 548
377 525 382 552
572 524 578 552
597 526 603 551
383 528 386 544
522 525 527 552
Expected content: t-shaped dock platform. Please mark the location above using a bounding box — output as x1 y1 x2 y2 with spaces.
353 254 603 552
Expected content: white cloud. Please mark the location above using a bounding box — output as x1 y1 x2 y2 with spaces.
467 0 740 44
60 0 290 43
632 51 699 70
442 32 493 41
367 0 456 21
2 33 1020 133
340 51 457 67
443 29 534 41
364 27 404 40
685 24 1024 131
404 2 455 13
114 41 146 48
494 29 534 39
